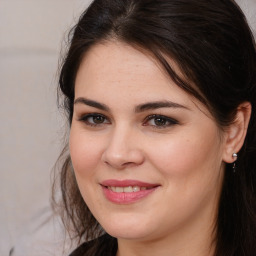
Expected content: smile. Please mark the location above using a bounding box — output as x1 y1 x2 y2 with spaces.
101 180 159 204
107 186 149 192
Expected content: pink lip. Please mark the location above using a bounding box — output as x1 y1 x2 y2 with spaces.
101 179 158 187
100 179 159 204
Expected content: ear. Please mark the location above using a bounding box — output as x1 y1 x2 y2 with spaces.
222 102 251 163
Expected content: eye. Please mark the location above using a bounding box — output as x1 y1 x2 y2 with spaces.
143 115 178 128
78 113 110 126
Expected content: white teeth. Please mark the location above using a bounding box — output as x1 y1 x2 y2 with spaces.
108 186 148 193
124 186 133 192
132 186 140 192
115 187 124 192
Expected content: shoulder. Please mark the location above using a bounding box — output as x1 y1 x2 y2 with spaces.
69 234 117 256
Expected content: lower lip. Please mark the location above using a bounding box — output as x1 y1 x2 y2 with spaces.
102 186 158 204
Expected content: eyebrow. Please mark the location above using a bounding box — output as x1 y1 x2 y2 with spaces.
74 97 189 112
74 97 110 111
135 101 190 112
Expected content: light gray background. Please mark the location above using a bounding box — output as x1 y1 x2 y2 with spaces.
0 1 92 255
0 0 255 255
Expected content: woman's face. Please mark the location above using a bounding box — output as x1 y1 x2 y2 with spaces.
70 41 225 242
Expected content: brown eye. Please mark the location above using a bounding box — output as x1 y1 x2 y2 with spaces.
79 113 110 126
144 114 178 128
92 115 106 124
154 117 168 126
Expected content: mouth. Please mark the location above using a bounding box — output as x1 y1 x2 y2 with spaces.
100 180 160 204
106 186 152 193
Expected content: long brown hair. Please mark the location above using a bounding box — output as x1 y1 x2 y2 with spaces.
53 0 256 255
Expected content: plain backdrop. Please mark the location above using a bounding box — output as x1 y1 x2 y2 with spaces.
0 1 92 255
0 0 255 255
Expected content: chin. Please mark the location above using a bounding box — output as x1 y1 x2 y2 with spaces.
98 213 155 240
105 227 150 240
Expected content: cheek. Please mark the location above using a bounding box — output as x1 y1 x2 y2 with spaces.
69 127 103 178
69 127 105 208
148 129 222 180
146 130 223 223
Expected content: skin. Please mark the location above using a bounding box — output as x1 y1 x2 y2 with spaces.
69 41 250 256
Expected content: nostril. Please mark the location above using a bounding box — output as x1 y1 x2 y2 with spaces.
121 162 137 167
104 160 136 169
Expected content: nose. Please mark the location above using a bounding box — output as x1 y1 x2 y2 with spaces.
101 125 145 170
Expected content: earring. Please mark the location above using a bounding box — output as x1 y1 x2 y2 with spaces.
232 153 238 172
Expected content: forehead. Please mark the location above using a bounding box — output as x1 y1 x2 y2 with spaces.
74 41 207 114
76 41 167 87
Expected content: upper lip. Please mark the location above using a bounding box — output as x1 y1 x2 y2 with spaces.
100 179 159 188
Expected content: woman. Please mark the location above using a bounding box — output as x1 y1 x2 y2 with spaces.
54 0 256 255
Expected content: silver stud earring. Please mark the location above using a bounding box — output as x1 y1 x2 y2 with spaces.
232 153 238 172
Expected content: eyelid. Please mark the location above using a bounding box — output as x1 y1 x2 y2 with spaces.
77 113 111 126
77 112 178 129
143 114 179 128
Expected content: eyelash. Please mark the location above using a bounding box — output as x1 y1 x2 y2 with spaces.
78 113 110 127
143 114 178 129
78 113 178 129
